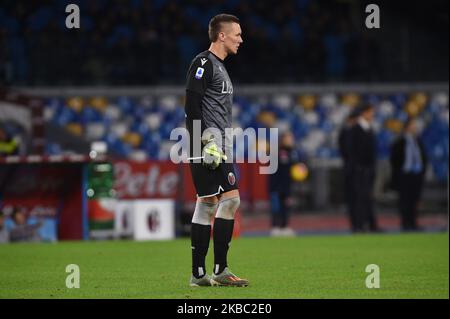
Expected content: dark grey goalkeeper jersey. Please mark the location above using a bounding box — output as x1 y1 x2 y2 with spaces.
185 50 234 152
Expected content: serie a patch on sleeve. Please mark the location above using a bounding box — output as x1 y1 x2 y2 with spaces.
195 67 204 79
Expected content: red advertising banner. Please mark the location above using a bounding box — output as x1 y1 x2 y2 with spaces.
0 163 84 240
113 160 190 199
113 160 269 202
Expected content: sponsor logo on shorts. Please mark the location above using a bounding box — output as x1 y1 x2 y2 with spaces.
228 172 236 185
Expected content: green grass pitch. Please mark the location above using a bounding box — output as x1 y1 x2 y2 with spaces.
0 233 448 299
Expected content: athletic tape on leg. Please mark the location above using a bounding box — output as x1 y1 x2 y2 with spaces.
215 196 240 220
192 200 218 225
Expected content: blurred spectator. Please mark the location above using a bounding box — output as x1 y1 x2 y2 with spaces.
390 117 428 231
6 207 42 242
350 104 378 232
268 131 302 236
0 124 19 156
338 108 360 232
0 210 8 243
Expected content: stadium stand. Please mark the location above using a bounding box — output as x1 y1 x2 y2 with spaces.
43 90 449 182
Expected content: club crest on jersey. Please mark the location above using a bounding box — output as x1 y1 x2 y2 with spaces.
228 172 236 185
195 67 204 79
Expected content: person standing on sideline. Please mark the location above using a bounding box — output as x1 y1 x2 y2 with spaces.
184 14 248 287
349 104 378 232
338 109 360 232
390 117 427 231
268 131 301 237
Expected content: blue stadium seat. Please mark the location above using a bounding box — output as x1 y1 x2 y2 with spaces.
376 130 394 159
432 160 448 182
129 120 145 134
318 119 333 134
80 107 102 124
108 138 132 157
117 96 136 115
54 106 79 125
364 93 382 106
389 93 407 111
46 142 62 155
316 146 332 159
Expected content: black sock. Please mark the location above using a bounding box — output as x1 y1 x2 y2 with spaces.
213 218 234 274
191 223 211 278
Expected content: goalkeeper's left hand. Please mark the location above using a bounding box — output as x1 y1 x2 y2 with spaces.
202 139 227 170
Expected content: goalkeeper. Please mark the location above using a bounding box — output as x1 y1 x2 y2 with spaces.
184 14 247 287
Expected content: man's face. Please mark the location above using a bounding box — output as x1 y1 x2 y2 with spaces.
14 211 26 225
406 120 417 135
282 132 294 148
363 108 375 122
347 117 357 126
221 22 243 55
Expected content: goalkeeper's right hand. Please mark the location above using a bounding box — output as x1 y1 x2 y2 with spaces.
202 139 227 170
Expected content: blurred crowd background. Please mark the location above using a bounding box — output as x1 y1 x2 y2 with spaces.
0 0 448 86
38 91 448 183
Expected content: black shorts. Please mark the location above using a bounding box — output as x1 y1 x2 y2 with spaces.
189 162 238 197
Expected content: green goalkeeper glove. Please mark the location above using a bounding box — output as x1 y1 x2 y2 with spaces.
202 139 227 170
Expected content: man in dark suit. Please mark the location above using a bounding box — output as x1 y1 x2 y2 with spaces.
349 104 378 232
338 108 360 232
390 118 427 231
